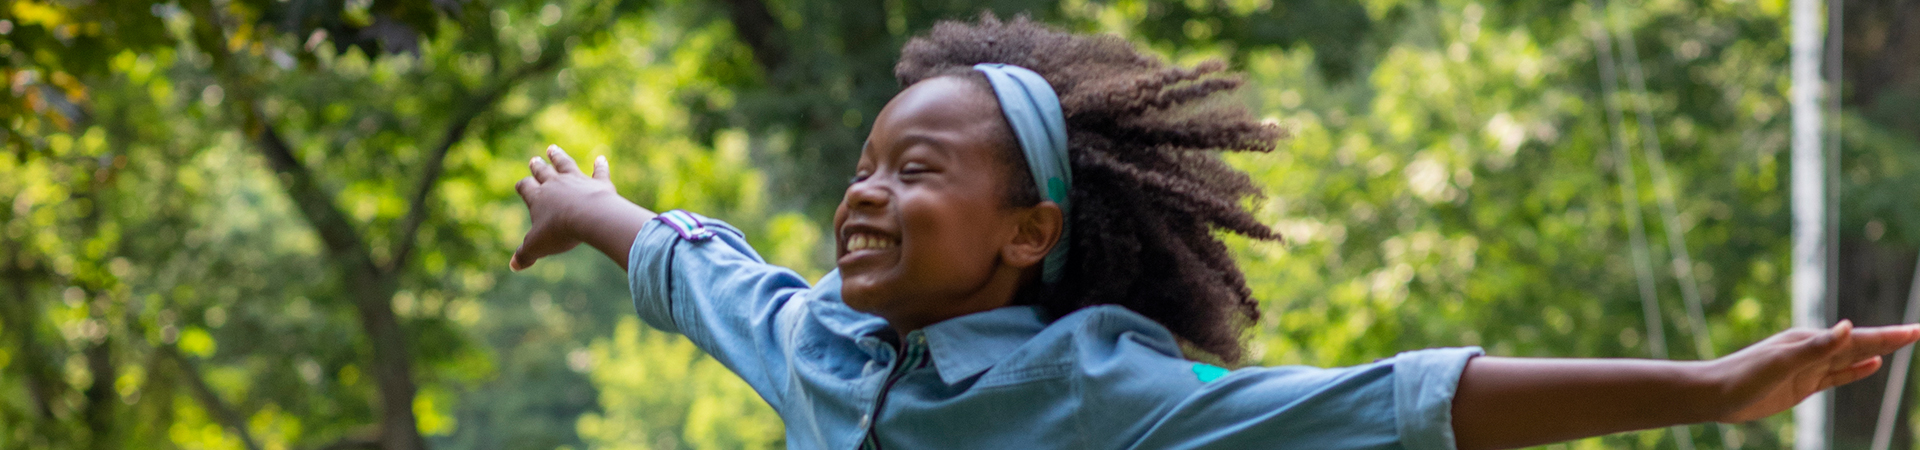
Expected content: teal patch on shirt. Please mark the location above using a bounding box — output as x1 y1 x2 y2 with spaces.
1192 363 1229 383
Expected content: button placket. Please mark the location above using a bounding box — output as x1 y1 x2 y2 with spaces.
860 331 929 450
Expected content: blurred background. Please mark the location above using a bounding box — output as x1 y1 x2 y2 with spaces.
3 0 1918 448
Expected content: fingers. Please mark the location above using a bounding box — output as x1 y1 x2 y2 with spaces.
1821 356 1883 391
1848 324 1920 353
515 176 538 202
592 155 610 182
548 145 582 174
1830 324 1920 369
531 156 558 182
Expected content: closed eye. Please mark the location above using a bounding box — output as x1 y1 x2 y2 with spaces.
900 162 932 177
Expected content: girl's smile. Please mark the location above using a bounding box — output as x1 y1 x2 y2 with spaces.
836 222 900 268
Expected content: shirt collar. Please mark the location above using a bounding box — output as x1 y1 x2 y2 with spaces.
808 271 1049 381
921 305 1049 385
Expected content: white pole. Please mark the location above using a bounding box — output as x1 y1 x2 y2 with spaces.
1870 256 1920 450
1791 0 1830 448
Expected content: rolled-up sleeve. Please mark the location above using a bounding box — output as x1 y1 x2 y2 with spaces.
1127 347 1483 450
627 211 812 401
1393 347 1483 450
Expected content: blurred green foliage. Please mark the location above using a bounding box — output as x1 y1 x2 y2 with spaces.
3 0 1918 449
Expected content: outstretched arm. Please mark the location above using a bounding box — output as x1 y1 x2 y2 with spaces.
511 145 656 271
1451 321 1920 450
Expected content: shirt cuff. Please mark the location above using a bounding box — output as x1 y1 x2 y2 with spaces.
627 218 681 334
1394 346 1484 450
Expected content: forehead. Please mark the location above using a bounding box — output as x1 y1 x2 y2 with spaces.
864 76 1006 159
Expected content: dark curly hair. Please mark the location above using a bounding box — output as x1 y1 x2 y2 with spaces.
895 15 1284 363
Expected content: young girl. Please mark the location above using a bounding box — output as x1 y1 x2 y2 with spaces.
509 16 1920 450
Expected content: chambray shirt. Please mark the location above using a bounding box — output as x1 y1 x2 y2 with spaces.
629 211 1483 450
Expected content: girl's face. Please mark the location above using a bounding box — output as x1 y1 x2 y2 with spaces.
833 76 1057 332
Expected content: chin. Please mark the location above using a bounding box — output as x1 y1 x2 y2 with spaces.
837 276 883 312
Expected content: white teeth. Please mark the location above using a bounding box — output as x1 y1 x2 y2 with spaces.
846 233 895 252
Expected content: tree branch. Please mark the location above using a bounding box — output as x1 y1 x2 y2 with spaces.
161 345 263 450
181 5 608 450
182 0 381 281
181 3 421 449
386 38 571 273
118 288 262 450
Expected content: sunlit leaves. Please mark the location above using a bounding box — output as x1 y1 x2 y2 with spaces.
1220 1 1804 448
577 318 782 450
7 0 1916 449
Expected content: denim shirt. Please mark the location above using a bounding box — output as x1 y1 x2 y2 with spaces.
629 211 1483 450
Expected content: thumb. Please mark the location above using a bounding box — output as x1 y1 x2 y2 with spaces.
1795 320 1853 360
1827 320 1856 348
593 155 611 182
510 248 533 271
510 233 541 272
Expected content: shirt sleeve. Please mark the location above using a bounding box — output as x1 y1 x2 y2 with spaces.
1127 347 1484 450
627 210 811 402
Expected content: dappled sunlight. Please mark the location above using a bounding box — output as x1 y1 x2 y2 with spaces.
4 0 1917 449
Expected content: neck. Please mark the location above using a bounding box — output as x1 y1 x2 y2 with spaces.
882 263 1034 335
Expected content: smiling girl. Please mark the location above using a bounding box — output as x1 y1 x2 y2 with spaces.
509 15 1920 450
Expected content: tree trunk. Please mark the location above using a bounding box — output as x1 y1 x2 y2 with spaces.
353 273 423 450
1833 238 1918 450
84 307 116 450
1830 2 1920 448
1 233 66 431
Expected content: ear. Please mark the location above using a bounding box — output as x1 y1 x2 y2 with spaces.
1001 201 1065 269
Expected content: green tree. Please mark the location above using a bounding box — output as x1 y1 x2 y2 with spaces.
7 1 1920 449
3 0 626 447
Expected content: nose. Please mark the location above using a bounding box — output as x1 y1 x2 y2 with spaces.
844 177 890 212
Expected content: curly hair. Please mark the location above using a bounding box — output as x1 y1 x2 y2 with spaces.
894 15 1284 363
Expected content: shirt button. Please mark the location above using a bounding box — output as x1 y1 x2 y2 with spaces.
859 415 871 429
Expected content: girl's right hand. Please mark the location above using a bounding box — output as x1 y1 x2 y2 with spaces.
1706 320 1920 423
1451 320 1920 450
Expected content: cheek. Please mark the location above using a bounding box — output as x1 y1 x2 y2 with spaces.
901 194 1004 278
830 203 848 245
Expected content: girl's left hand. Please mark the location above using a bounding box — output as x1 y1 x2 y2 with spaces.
1708 320 1920 423
511 145 624 271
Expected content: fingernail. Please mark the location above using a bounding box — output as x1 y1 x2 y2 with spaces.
531 157 542 164
548 144 562 154
596 156 607 165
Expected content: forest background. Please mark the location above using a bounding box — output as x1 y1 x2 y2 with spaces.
4 0 1919 449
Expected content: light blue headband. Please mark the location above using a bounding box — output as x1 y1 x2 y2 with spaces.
973 63 1071 284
